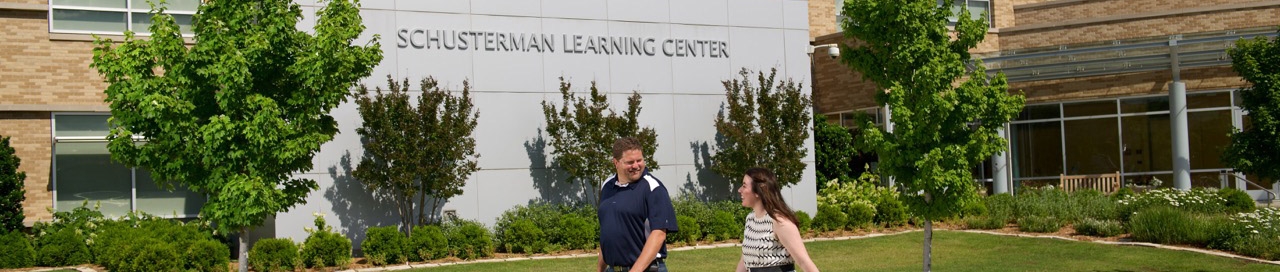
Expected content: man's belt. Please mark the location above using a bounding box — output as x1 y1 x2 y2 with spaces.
610 259 662 272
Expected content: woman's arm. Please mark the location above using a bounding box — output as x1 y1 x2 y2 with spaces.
737 255 749 272
774 217 819 272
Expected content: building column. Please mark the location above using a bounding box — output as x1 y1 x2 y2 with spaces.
1170 81 1191 190
993 126 1010 194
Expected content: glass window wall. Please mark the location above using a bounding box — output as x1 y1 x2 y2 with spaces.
50 0 199 36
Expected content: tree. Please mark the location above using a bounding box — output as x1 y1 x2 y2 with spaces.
712 68 812 187
0 136 26 232
814 113 854 187
542 78 659 205
89 1 382 270
839 1 1023 271
1223 27 1280 182
353 76 480 231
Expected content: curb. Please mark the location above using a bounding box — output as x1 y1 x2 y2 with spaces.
955 229 1280 266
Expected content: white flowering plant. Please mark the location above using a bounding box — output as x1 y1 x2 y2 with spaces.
1116 188 1228 221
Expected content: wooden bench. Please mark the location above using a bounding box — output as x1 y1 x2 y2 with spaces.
1059 172 1122 194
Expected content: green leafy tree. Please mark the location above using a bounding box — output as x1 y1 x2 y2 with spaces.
1224 27 1280 182
353 76 480 230
89 1 382 270
814 113 854 187
840 1 1023 271
0 136 26 232
542 78 659 205
712 68 812 187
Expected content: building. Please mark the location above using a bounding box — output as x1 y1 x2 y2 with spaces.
1 0 816 245
810 0 1280 198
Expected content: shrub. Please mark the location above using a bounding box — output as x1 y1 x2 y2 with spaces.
0 135 24 233
963 216 1005 230
501 219 547 254
1118 188 1227 221
249 238 300 272
983 193 1016 223
301 215 351 268
410 225 448 261
1073 190 1121 222
703 210 740 241
362 226 408 266
1233 234 1280 260
1073 218 1124 237
1017 216 1063 233
444 219 494 260
1218 188 1256 214
672 215 700 244
812 203 847 232
114 238 182 272
872 193 909 227
844 200 876 229
0 231 35 268
556 214 597 250
959 199 988 218
35 228 91 266
185 239 230 272
1014 187 1076 223
1128 207 1225 246
794 211 812 233
1111 186 1135 200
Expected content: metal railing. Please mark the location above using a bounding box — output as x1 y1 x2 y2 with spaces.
1221 170 1277 205
977 27 1279 82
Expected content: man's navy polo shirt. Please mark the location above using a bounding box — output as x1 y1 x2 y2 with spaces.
598 170 679 266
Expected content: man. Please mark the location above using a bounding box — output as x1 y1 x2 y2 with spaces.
597 137 678 272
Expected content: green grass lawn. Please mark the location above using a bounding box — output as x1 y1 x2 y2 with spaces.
407 230 1277 272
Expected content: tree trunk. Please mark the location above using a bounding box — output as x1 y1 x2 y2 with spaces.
923 220 932 272
239 229 248 272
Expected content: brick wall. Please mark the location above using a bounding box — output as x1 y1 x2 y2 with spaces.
0 9 110 107
810 0 839 40
1001 6 1280 49
0 112 52 224
1015 0 1246 26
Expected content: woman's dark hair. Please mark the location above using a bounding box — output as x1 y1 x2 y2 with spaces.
746 167 798 224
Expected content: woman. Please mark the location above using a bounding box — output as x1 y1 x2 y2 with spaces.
736 168 820 272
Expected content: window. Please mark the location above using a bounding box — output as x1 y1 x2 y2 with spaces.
49 0 199 36
941 0 992 26
53 114 205 218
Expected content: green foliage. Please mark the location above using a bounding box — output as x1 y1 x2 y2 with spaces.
1014 187 1078 223
541 79 659 204
1073 219 1125 237
672 215 701 244
0 136 25 232
959 198 988 218
1128 207 1230 246
555 213 598 250
703 211 741 241
1224 27 1280 181
812 203 848 232
844 200 877 229
814 114 855 187
841 0 1023 223
1218 188 1257 214
963 216 1005 230
500 219 547 254
115 238 182 272
1111 187 1136 200
185 239 231 272
983 193 1016 224
1233 234 1280 260
409 225 448 261
818 172 905 227
794 210 812 233
35 228 91 266
1072 190 1121 221
0 231 35 268
494 202 598 253
362 226 408 266
671 196 747 242
249 238 299 272
712 68 812 187
90 0 383 237
354 77 480 227
1117 188 1227 221
443 219 494 260
301 214 351 268
1016 216 1063 233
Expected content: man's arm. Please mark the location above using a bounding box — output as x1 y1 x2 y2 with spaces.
630 229 667 272
598 254 607 272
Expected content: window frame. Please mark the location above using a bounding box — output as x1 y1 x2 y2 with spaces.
48 0 198 37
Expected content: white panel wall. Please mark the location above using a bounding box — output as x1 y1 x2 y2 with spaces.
279 0 814 248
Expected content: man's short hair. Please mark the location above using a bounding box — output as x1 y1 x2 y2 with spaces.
612 137 643 159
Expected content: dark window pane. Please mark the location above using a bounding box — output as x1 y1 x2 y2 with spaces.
1188 110 1232 169
136 169 205 217
55 115 110 137
1064 118 1120 174
51 9 127 33
55 142 132 217
1120 96 1169 113
1122 114 1172 173
1187 92 1231 109
1012 121 1062 178
1018 104 1060 120
1191 172 1225 189
132 13 194 34
1063 100 1116 117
